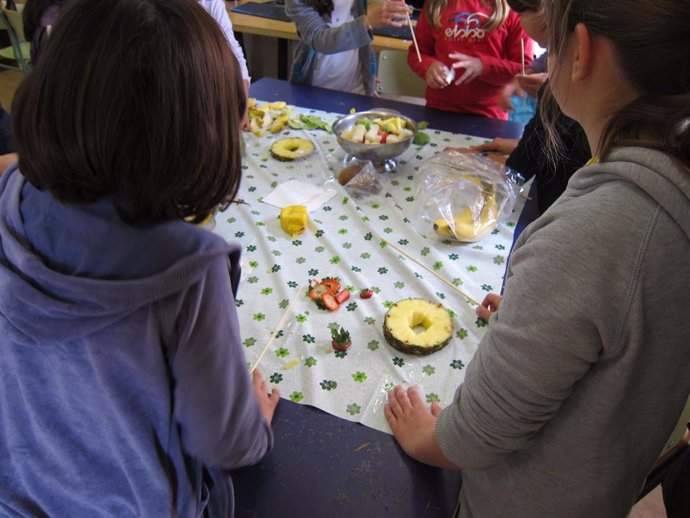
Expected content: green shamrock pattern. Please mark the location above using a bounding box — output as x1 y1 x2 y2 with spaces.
212 102 528 434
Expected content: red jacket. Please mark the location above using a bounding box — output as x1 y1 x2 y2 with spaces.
409 0 533 119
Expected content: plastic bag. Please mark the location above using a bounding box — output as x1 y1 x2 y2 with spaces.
415 150 524 242
336 159 383 198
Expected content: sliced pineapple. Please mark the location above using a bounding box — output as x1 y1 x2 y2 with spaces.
383 298 453 355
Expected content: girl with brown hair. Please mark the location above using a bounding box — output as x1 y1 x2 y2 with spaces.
0 0 278 516
385 1 690 516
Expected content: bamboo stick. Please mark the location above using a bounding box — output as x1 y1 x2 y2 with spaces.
406 10 422 62
249 284 305 374
382 239 481 306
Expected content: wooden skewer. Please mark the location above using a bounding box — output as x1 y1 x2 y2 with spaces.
381 239 481 306
406 10 422 63
520 38 525 75
249 284 305 374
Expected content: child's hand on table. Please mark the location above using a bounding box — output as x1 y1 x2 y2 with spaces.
385 385 460 469
472 137 519 156
444 138 518 166
476 293 503 321
449 52 484 84
252 370 280 424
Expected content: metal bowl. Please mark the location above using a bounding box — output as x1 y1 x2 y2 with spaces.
332 110 417 164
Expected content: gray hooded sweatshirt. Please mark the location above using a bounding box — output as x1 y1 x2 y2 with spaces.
437 147 690 517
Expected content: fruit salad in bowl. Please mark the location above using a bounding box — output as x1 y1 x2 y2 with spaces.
332 110 417 165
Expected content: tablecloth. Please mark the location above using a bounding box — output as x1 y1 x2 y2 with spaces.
213 102 526 434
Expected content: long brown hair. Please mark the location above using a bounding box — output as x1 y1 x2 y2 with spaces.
426 0 508 32
13 0 246 222
540 0 690 164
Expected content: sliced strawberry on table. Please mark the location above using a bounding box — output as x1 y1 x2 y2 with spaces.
320 292 340 311
308 283 329 301
335 289 350 304
359 289 373 299
320 277 341 294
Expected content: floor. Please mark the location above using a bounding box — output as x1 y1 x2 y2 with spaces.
0 58 671 518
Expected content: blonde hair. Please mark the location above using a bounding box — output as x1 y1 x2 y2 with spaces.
426 0 508 32
541 0 690 165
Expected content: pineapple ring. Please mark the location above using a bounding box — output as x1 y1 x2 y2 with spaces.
383 298 453 355
270 137 315 161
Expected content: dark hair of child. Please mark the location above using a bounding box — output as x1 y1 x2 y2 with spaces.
13 0 246 222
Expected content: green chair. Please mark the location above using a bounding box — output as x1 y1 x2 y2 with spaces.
0 4 30 72
376 49 426 100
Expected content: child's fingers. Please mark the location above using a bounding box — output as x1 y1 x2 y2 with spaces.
453 61 481 84
387 385 406 415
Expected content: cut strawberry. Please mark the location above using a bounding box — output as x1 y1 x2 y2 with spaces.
320 277 341 294
359 289 373 299
320 292 340 311
335 289 350 304
308 283 329 301
380 131 389 144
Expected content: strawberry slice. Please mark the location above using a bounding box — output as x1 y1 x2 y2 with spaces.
308 283 329 301
359 288 373 299
320 277 341 294
320 292 340 311
380 131 389 144
335 289 350 304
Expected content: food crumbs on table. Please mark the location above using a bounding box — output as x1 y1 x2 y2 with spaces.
281 358 300 370
353 442 371 452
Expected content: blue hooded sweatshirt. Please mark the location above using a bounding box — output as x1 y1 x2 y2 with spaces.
0 166 273 517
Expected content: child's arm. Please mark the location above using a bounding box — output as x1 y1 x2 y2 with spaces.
407 9 443 84
168 253 274 470
477 13 534 87
203 0 251 82
285 0 371 54
286 0 409 54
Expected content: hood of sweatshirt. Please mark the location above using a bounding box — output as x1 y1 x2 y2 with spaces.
0 166 237 347
577 147 690 240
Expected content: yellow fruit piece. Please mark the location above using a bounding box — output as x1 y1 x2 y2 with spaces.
270 113 290 133
249 117 264 136
383 298 453 355
270 137 315 161
268 101 287 110
281 358 300 370
280 205 308 237
433 192 498 242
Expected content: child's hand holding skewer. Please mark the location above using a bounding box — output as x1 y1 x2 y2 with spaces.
363 0 412 30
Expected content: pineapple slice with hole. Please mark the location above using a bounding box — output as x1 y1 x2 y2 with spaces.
383 299 453 355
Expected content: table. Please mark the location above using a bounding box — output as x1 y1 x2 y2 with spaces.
226 78 532 518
